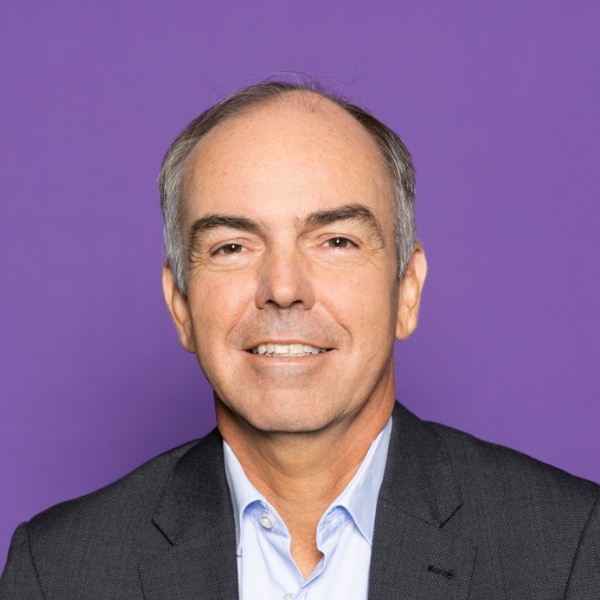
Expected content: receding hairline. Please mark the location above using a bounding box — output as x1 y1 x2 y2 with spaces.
179 88 394 209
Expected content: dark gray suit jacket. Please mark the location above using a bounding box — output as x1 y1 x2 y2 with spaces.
1 403 599 599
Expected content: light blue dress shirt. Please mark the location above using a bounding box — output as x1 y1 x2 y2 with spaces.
223 417 392 600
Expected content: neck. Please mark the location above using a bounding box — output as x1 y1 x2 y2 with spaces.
216 394 394 576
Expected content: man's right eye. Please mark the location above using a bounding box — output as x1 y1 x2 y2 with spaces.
214 243 244 255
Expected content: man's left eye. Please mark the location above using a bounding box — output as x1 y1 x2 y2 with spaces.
326 237 356 249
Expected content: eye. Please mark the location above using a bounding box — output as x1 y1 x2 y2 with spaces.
214 243 244 255
326 236 357 249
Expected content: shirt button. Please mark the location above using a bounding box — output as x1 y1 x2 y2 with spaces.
259 513 274 529
283 594 295 600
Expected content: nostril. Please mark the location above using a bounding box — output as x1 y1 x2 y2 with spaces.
255 253 315 310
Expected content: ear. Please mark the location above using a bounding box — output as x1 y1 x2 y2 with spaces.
395 243 428 341
162 263 195 353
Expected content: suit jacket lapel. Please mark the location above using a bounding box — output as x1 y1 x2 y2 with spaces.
139 430 239 600
369 403 476 600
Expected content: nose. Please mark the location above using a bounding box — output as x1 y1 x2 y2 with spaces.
255 245 316 310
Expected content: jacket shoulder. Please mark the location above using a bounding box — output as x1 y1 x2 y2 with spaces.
27 437 203 541
428 419 600 504
1 434 223 599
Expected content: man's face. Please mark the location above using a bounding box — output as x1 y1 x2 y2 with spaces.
164 94 424 436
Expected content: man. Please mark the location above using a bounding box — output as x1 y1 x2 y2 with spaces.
1 80 599 599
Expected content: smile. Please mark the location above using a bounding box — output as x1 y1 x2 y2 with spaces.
249 343 329 357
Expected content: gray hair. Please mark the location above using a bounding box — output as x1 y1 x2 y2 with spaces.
158 80 416 294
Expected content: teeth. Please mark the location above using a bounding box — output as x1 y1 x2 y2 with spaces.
251 343 327 357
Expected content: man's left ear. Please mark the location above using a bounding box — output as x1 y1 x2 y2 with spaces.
395 243 428 340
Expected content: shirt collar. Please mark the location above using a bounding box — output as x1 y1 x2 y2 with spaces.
328 416 391 544
223 417 392 551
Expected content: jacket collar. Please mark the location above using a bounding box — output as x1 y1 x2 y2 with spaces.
381 402 463 526
368 402 476 599
139 429 239 600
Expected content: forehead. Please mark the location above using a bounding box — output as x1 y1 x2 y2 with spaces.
183 92 393 220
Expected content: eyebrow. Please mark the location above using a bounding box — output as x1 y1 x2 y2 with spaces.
188 202 385 250
189 214 262 240
304 204 384 242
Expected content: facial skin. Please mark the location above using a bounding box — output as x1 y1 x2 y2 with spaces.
163 93 427 445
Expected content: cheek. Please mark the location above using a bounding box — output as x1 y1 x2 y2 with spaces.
319 270 399 335
188 274 255 345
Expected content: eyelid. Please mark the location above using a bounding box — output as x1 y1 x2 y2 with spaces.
201 229 254 251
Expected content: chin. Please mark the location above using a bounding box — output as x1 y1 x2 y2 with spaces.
244 409 335 435
218 394 343 436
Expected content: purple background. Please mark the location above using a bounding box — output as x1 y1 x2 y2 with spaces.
1 0 599 568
